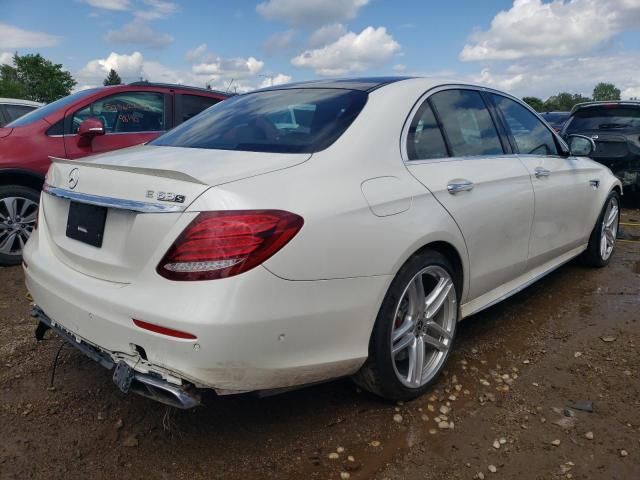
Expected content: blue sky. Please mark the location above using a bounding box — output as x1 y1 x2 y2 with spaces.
2 0 640 98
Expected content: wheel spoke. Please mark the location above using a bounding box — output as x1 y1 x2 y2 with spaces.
21 211 38 224
606 205 618 227
392 331 414 355
0 231 17 254
605 229 615 247
407 337 425 385
392 318 414 343
6 198 18 220
407 274 425 320
425 320 452 340
423 333 448 352
425 277 453 319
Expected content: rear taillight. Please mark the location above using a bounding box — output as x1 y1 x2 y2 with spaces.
157 210 304 281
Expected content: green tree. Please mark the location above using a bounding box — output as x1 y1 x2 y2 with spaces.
0 53 76 103
0 62 26 98
103 68 122 86
592 82 621 101
522 96 544 112
543 92 591 111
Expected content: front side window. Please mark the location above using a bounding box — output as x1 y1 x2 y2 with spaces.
430 90 503 157
492 94 558 155
407 101 448 160
71 92 165 134
151 88 368 154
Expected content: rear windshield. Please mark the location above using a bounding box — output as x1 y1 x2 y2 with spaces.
541 112 569 124
150 88 368 153
566 106 640 132
6 88 101 127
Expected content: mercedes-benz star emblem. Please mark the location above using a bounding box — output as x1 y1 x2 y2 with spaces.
68 168 79 189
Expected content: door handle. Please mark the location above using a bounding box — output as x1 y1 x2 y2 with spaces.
447 180 474 194
534 167 551 178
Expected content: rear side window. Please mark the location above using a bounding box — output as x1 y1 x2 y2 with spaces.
566 106 640 132
407 101 448 160
492 94 559 155
4 104 37 122
430 90 503 157
176 94 221 125
151 88 368 153
70 92 165 134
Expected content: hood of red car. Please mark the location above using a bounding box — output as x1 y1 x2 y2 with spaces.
0 127 13 138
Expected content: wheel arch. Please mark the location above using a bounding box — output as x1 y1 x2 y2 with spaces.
0 169 45 192
403 240 465 301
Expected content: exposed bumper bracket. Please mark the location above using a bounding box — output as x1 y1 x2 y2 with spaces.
30 306 202 409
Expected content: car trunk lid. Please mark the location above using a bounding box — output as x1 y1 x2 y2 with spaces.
41 145 311 283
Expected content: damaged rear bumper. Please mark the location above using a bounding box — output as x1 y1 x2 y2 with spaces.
32 306 201 409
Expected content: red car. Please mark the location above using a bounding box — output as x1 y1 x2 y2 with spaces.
0 82 228 265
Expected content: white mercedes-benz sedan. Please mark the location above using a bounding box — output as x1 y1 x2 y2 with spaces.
23 77 622 408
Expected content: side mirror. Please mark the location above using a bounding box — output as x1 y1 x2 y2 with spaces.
567 134 595 157
77 118 105 147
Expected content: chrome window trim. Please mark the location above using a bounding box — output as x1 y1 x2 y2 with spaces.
400 84 539 165
43 183 185 213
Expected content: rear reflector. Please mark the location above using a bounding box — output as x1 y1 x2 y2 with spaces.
157 210 304 281
132 318 197 340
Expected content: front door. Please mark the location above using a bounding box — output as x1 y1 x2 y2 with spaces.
404 88 535 301
489 93 596 267
63 91 167 159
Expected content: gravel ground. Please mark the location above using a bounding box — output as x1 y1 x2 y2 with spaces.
0 208 638 480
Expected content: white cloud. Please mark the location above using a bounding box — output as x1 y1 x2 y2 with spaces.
259 73 292 88
622 86 640 99
460 0 640 62
466 53 640 100
77 51 145 86
0 52 13 65
186 43 264 81
392 64 406 72
291 26 400 76
263 30 296 54
257 0 369 26
81 0 130 11
308 23 347 47
134 0 178 20
0 23 60 49
104 21 173 48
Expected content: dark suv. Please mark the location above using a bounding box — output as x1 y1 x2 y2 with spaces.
562 101 640 192
0 82 229 265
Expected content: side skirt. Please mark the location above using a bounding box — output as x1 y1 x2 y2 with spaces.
460 244 587 319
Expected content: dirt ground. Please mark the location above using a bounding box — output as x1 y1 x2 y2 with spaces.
1 208 638 480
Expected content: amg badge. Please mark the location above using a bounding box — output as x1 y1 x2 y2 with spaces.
146 190 186 203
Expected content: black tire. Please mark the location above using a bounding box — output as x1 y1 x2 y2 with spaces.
354 249 459 401
581 190 620 268
0 185 40 266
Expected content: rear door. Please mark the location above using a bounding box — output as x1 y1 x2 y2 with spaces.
63 90 168 159
404 87 534 300
490 93 596 266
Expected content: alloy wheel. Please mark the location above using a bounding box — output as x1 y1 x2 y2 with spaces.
390 265 457 388
0 196 38 257
600 196 619 261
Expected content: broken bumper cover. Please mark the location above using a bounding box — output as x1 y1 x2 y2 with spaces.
32 305 201 409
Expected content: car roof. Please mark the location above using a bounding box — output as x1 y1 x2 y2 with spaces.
128 81 229 97
260 76 415 92
0 98 43 107
571 100 640 114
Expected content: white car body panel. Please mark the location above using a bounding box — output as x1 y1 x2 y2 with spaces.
23 78 622 397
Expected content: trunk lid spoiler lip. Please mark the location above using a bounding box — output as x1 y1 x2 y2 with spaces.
48 156 209 185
